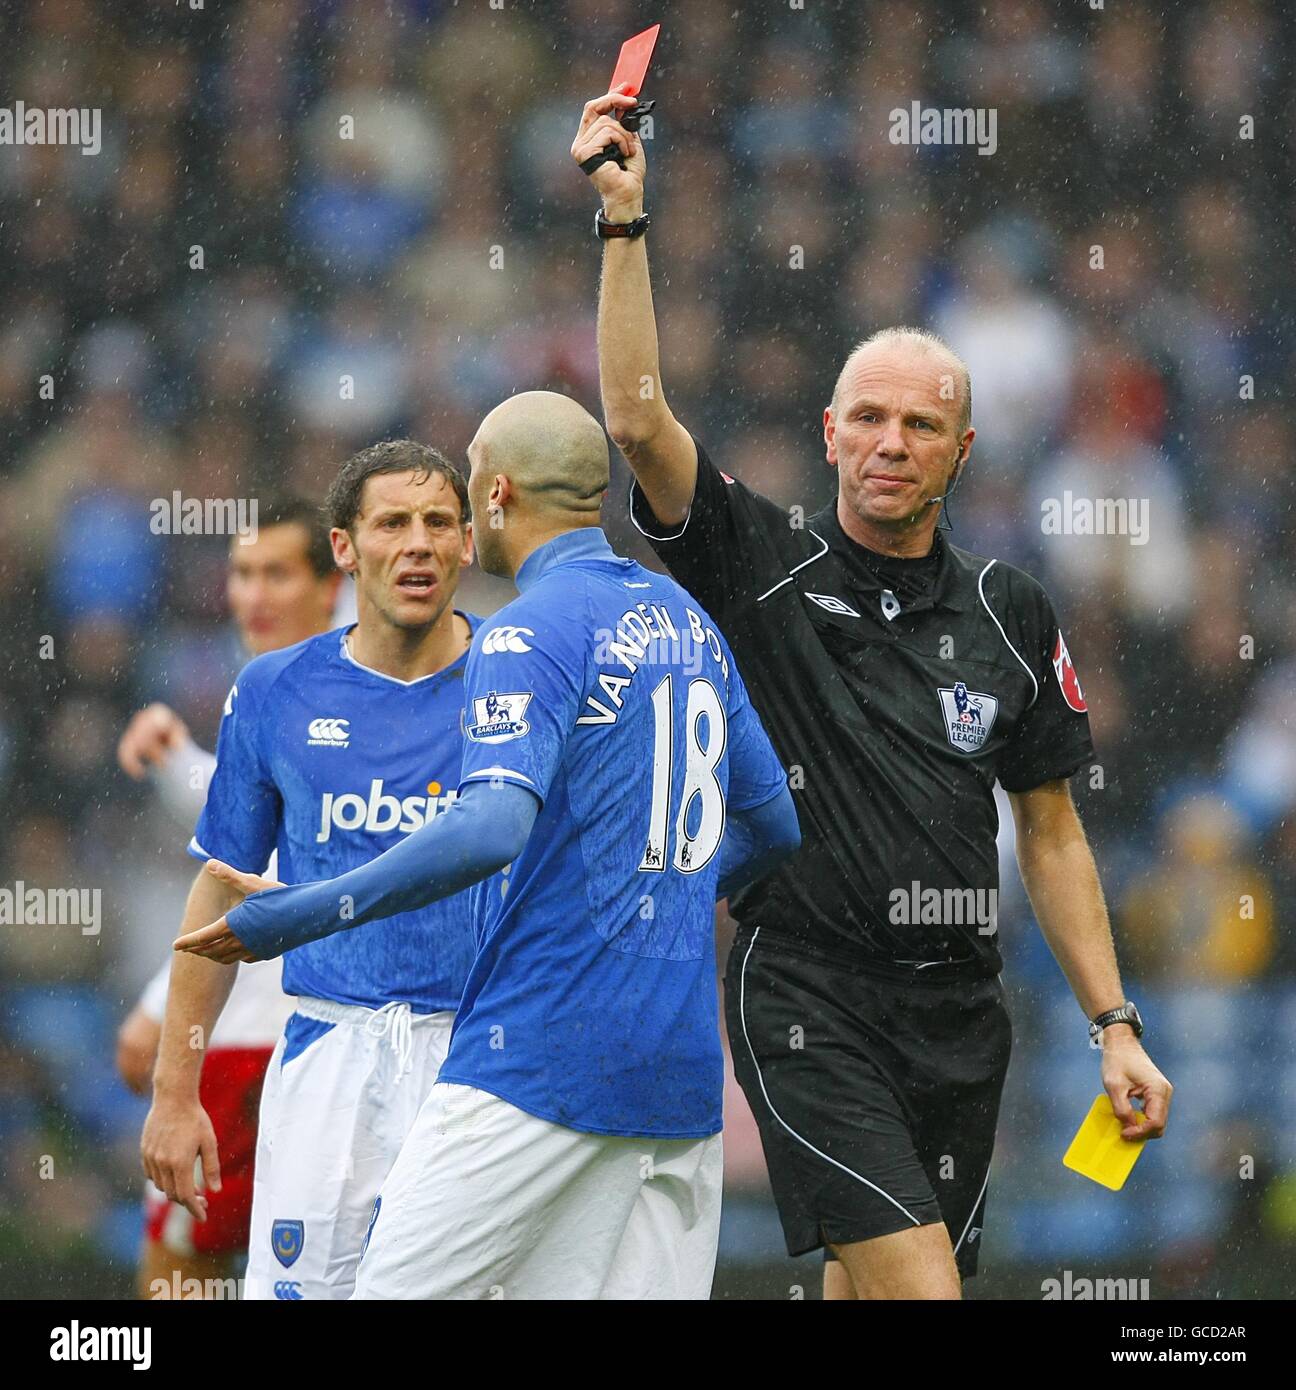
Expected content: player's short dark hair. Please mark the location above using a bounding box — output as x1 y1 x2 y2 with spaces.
251 493 336 578
326 439 470 534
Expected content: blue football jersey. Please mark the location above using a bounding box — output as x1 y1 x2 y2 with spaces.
190 619 481 1013
438 529 788 1138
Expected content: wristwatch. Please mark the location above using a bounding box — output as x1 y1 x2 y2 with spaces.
595 209 651 240
1088 1001 1144 1045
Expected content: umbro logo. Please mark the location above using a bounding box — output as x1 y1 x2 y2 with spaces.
806 592 861 618
481 625 534 654
307 717 350 747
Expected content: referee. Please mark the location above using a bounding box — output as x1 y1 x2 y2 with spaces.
573 92 1173 1300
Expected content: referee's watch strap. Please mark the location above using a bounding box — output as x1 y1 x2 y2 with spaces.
595 209 651 240
1087 1000 1144 1044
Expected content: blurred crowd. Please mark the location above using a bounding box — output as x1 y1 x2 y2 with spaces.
0 0 1291 1296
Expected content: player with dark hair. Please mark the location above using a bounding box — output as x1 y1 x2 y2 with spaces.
142 444 482 1300
118 496 341 1298
324 438 472 538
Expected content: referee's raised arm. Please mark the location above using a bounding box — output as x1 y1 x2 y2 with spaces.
571 89 697 527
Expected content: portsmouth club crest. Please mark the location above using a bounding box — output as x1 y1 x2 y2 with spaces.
465 691 532 744
937 681 999 754
271 1218 304 1269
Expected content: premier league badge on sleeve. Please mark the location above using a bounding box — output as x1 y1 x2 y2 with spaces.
466 691 533 743
937 681 999 753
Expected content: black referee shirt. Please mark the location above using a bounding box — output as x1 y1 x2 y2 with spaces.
630 437 1096 976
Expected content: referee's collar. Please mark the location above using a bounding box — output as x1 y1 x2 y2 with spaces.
515 526 616 592
814 507 969 614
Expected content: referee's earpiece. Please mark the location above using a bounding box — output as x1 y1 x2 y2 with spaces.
941 444 966 487
925 443 967 525
949 443 969 487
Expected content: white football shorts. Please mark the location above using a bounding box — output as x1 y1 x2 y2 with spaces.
353 1081 723 1300
244 997 453 1301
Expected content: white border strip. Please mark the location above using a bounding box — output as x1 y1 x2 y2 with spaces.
953 1165 990 1254
460 767 537 791
755 530 831 604
339 626 467 687
976 560 1038 708
737 928 923 1229
628 478 692 543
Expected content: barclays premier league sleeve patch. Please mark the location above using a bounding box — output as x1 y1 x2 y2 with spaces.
465 691 533 744
1052 631 1087 713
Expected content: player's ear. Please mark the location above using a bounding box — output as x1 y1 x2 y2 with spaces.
330 526 357 575
824 405 838 467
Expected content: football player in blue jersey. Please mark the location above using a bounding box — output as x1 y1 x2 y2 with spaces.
122 495 341 1300
179 392 801 1300
143 440 481 1301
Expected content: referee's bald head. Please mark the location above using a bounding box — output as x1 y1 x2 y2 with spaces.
832 327 972 436
467 390 610 577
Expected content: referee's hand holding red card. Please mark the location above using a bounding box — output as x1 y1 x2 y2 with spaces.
571 89 646 211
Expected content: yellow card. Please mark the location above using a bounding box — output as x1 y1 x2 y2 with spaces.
1062 1095 1148 1190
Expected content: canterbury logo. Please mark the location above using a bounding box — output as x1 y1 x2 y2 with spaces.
481 625 534 655
307 717 350 746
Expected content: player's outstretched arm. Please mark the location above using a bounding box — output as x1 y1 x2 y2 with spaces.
141 863 253 1219
1009 779 1173 1141
175 781 538 963
573 89 698 527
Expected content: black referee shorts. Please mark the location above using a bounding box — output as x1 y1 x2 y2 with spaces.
724 925 1013 1280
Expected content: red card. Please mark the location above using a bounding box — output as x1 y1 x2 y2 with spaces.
609 23 660 98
